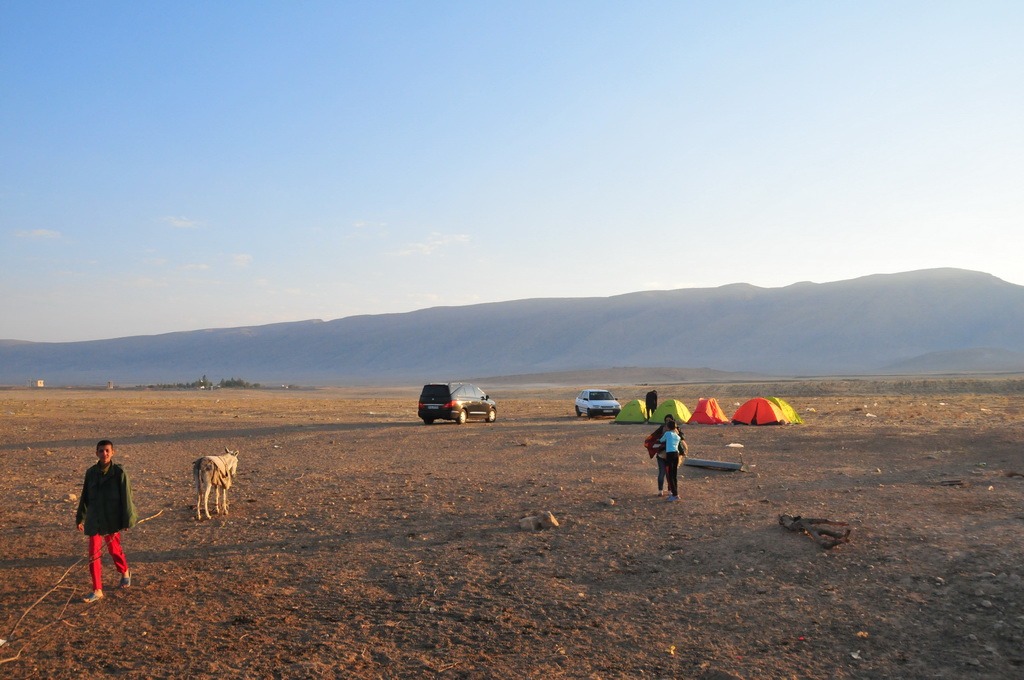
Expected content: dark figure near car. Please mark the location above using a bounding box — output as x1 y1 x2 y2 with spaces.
645 390 658 416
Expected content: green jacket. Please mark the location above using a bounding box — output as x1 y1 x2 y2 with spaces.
75 462 138 536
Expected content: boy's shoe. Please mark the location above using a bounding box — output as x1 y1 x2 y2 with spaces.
658 490 665 497
120 571 131 588
83 590 104 603
667 495 679 502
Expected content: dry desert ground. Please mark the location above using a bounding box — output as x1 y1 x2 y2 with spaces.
1 380 1023 680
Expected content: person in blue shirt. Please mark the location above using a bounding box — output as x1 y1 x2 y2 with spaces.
658 420 687 501
644 414 676 496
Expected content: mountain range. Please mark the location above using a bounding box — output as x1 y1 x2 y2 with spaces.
3 268 1023 386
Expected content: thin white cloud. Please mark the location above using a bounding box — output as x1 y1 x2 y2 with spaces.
231 254 253 267
388 232 470 256
347 221 390 240
180 263 210 270
407 293 443 305
15 229 61 239
162 216 202 229
127 277 167 288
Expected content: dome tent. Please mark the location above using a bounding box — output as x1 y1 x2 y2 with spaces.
614 399 649 423
648 399 692 425
766 396 804 424
688 397 729 424
731 397 789 425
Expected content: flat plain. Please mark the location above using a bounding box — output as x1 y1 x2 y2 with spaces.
1 381 1022 679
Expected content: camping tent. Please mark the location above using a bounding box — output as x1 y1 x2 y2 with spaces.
766 397 804 424
614 399 649 423
648 399 693 425
688 397 729 424
731 397 789 425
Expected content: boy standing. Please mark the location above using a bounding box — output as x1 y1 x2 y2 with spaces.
76 440 137 602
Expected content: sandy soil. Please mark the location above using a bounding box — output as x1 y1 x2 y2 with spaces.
1 384 1022 679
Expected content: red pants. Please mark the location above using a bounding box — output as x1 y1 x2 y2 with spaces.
87 533 129 591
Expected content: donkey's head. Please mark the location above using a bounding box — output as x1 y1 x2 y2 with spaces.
222 448 240 475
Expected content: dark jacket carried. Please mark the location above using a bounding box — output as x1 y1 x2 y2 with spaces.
76 463 138 536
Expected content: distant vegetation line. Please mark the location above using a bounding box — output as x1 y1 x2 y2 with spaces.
148 375 263 390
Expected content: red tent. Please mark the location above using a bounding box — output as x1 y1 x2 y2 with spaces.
688 397 729 424
731 397 789 425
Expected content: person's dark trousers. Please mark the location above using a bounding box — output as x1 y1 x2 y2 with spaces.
665 452 680 497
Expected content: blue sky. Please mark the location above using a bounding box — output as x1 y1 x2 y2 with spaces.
2 1 1022 342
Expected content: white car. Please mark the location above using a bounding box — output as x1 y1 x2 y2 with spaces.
575 389 621 418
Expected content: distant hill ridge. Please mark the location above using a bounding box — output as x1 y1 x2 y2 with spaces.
2 268 1023 385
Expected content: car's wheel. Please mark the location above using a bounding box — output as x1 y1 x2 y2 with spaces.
587 409 596 418
456 409 467 425
422 418 435 425
486 408 496 423
575 406 583 417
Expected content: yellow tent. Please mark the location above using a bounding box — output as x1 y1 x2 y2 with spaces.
614 399 649 423
648 399 693 425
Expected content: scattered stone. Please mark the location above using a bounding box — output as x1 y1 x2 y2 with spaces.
603 498 616 506
697 670 745 680
538 511 559 528
66 493 77 502
519 511 559 531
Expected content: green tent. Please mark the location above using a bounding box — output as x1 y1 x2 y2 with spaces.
767 397 804 424
648 399 693 425
614 399 649 423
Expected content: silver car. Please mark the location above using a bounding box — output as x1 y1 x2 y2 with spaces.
574 389 621 417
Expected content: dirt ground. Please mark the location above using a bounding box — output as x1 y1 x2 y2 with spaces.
1 383 1022 679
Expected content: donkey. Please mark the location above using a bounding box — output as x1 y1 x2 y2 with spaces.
193 448 239 520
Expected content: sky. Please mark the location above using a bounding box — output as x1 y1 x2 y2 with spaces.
2 1 1022 343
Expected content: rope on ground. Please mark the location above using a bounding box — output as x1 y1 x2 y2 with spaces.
0 508 166 665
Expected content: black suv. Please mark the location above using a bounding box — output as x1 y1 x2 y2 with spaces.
418 383 496 425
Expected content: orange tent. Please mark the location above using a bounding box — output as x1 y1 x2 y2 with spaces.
688 397 729 424
731 397 789 425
